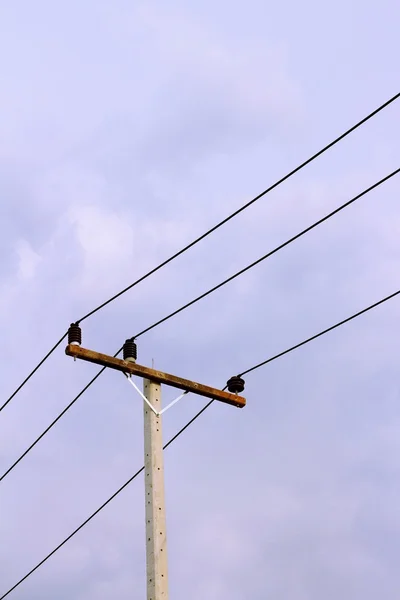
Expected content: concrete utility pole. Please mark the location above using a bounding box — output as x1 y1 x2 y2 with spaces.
143 379 168 599
65 334 246 600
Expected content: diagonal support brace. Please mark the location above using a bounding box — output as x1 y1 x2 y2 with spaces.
125 374 188 416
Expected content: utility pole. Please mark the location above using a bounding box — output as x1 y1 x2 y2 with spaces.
65 325 246 600
143 379 168 599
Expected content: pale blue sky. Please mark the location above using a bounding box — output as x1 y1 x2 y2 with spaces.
0 1 399 598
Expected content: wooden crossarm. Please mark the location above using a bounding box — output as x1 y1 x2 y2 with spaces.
66 344 246 408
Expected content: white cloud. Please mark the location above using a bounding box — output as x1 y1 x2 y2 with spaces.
69 204 135 292
0 2 399 600
15 239 41 280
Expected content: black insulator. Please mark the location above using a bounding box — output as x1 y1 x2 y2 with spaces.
68 323 82 345
123 339 137 362
227 375 245 394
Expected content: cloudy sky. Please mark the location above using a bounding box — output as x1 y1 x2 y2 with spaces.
0 1 399 598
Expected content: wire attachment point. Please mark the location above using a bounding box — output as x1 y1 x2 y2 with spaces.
123 339 137 363
227 376 245 394
68 323 82 346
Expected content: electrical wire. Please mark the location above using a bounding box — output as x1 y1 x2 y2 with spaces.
76 93 400 324
0 333 68 413
0 368 106 482
2 93 398 413
0 463 146 600
0 396 216 600
2 287 399 599
0 168 398 484
132 169 398 339
238 289 400 376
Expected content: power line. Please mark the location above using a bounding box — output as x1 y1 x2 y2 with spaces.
2 93 398 413
1 169 397 484
0 333 67 413
0 368 106 482
2 287 399 599
2 169 399 481
132 169 398 338
238 289 400 376
76 94 400 324
0 463 145 600
0 397 216 600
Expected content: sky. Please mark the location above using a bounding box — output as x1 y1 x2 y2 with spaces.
0 1 399 598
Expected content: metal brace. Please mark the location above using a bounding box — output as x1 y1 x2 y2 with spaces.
124 373 188 416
